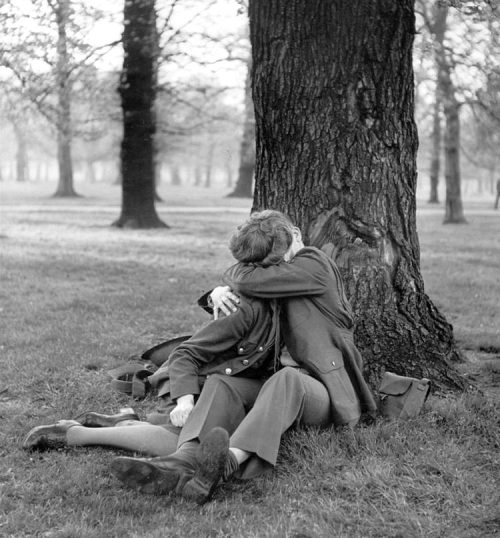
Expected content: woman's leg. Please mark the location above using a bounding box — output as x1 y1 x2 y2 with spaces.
229 367 331 475
66 421 179 456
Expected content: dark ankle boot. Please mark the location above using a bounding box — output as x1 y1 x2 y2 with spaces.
111 449 196 495
181 427 230 504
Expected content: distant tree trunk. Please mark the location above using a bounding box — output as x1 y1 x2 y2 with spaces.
225 161 233 188
53 0 77 197
204 142 214 188
433 5 466 224
250 0 465 391
194 166 202 186
86 161 96 183
12 123 28 182
113 0 166 229
35 162 42 182
170 165 181 186
228 57 255 198
152 16 163 203
428 93 441 203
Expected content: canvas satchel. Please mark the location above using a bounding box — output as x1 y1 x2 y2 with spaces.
378 372 430 419
107 335 192 398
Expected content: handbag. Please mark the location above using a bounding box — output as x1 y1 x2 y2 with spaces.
378 372 430 419
107 335 192 398
141 335 192 367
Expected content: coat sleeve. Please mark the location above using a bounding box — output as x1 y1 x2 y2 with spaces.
167 302 255 400
223 248 329 298
197 290 215 315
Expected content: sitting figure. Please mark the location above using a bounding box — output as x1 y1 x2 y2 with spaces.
109 210 376 504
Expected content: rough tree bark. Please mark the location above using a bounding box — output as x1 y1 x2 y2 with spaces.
249 0 466 390
53 0 77 197
113 0 167 228
433 4 466 224
428 93 441 204
227 57 255 198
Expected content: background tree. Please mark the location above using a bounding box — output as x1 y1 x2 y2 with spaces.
52 0 76 196
113 0 166 228
428 92 442 203
462 73 500 192
0 0 121 196
433 4 467 223
416 0 500 220
227 56 255 198
249 0 466 390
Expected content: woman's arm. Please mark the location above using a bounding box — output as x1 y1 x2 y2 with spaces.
223 247 330 299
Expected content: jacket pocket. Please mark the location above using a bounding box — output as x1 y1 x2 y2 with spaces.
311 348 344 374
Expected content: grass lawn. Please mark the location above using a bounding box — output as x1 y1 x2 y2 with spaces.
0 184 499 537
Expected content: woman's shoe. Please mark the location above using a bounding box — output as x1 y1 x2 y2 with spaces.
73 407 139 427
22 420 80 451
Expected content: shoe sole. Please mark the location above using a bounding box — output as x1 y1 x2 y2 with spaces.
111 457 179 495
181 427 229 504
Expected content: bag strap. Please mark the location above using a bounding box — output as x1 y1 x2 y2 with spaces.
107 363 154 399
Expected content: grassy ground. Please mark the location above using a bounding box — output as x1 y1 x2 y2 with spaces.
0 184 499 537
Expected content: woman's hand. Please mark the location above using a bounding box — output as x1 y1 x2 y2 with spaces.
170 394 194 427
210 286 240 320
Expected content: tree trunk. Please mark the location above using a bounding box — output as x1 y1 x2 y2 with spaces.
194 166 202 187
249 0 465 391
204 141 214 188
170 165 181 186
225 161 233 188
113 0 167 229
227 57 255 198
53 0 77 197
13 123 28 182
86 160 96 183
433 5 466 224
428 93 441 204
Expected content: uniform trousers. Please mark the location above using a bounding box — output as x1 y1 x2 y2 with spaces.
178 366 332 478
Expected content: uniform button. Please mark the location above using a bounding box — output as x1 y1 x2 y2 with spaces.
225 368 232 375
258 346 263 352
332 361 336 366
238 347 244 353
242 359 249 366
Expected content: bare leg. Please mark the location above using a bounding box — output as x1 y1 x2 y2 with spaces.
66 421 178 456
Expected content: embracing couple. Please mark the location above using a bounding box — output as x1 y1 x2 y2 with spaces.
24 210 377 504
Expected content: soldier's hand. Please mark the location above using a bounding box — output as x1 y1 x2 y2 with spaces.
170 394 194 427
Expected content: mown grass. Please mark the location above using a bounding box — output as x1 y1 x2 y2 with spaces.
0 188 499 537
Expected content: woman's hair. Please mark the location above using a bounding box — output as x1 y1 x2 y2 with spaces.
229 210 295 265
